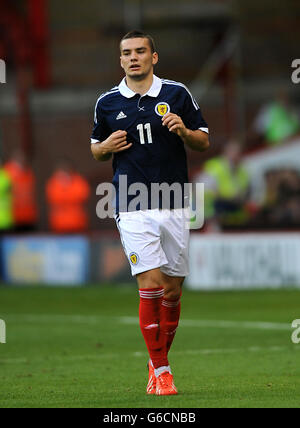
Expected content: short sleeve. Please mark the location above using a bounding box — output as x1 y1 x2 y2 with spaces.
180 87 209 134
90 99 111 144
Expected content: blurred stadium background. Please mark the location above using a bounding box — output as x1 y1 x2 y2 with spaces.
1 0 300 408
1 0 300 287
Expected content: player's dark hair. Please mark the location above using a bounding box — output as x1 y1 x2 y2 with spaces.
120 30 156 53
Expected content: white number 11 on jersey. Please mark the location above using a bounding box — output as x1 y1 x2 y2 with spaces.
137 123 153 144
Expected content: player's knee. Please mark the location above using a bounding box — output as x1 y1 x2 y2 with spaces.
137 270 164 289
140 282 163 290
163 287 181 300
137 276 162 289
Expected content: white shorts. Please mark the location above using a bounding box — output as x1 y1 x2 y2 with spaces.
115 208 190 277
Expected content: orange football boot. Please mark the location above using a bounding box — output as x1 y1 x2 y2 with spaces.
146 361 156 395
156 371 178 396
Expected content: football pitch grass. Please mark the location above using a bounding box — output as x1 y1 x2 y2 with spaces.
0 284 299 408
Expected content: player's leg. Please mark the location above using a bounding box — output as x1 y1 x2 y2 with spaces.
137 268 178 395
137 269 167 373
137 270 183 361
154 208 189 394
145 274 183 396
160 273 184 355
139 272 183 356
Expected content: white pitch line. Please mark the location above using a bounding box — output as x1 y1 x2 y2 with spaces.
180 319 291 331
134 345 294 357
119 316 291 331
1 314 292 331
0 353 118 365
1 314 103 324
1 345 298 365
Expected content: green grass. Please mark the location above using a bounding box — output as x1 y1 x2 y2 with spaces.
0 284 300 408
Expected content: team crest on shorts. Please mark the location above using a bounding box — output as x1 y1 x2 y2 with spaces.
155 102 170 117
129 252 139 265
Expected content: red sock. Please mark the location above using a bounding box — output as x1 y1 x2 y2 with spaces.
160 296 181 354
139 287 169 369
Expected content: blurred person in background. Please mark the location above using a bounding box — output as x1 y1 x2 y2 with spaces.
46 158 90 234
0 158 14 233
253 168 300 229
196 140 251 231
253 89 300 147
4 149 38 232
0 158 13 282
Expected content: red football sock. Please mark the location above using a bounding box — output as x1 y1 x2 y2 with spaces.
160 295 181 354
139 287 169 369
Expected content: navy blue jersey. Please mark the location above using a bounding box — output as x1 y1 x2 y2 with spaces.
91 75 208 212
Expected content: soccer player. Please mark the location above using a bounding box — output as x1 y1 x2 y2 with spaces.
91 30 209 395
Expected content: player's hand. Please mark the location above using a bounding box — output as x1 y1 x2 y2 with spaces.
162 113 188 138
103 130 132 153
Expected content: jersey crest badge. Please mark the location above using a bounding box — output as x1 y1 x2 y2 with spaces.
129 252 139 265
155 102 170 117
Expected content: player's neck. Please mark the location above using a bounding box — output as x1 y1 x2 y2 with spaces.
125 72 154 96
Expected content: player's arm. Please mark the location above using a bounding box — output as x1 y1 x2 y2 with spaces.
162 113 209 152
91 130 132 162
180 128 210 152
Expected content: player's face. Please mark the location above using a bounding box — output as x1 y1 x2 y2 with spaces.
120 38 158 80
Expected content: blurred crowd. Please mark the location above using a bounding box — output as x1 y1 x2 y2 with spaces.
194 90 300 232
251 90 300 148
195 142 300 232
0 151 90 235
253 169 300 229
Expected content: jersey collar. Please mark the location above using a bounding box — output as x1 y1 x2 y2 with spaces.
119 75 162 98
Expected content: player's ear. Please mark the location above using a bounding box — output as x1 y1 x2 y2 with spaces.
152 52 158 66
